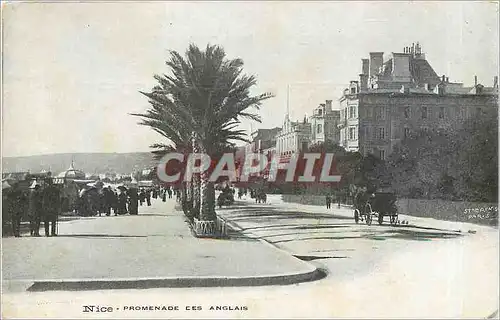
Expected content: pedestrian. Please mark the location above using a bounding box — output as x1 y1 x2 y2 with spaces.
102 187 111 216
29 183 44 237
138 188 145 206
146 189 151 206
162 189 167 202
326 195 331 209
7 182 28 237
117 190 128 215
167 187 172 199
127 187 139 215
42 179 60 237
110 189 118 215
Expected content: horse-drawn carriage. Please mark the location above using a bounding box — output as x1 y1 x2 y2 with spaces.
354 191 398 226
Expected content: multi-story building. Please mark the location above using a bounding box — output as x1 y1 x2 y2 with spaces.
250 127 281 158
275 114 311 157
338 42 499 159
309 100 341 145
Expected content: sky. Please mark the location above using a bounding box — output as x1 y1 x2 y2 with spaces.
2 1 498 157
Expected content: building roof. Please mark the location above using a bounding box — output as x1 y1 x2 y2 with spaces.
378 56 440 86
411 58 441 86
57 163 86 179
2 172 30 181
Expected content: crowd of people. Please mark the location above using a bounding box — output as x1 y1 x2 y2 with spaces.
2 181 177 238
74 185 177 216
2 179 62 237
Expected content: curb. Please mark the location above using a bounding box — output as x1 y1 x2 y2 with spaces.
222 217 325 279
16 268 326 292
7 209 326 292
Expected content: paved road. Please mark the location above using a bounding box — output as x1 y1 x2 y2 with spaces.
2 194 498 319
2 197 314 285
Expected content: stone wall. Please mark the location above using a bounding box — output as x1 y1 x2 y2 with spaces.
396 198 498 225
281 194 498 225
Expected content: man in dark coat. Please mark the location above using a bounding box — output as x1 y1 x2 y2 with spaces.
29 184 44 237
42 180 61 237
138 189 145 206
9 183 29 237
103 187 114 216
117 191 128 215
127 187 139 215
145 188 151 206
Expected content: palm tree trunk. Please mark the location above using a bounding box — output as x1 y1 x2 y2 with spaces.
181 182 191 220
193 175 201 219
192 132 201 219
193 144 218 237
199 171 216 221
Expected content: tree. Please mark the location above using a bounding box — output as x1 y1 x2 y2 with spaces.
134 44 273 235
386 107 498 203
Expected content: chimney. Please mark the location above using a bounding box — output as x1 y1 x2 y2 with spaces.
325 100 332 110
369 52 384 78
446 77 449 83
361 59 369 75
441 75 446 82
474 75 477 87
494 76 498 88
359 74 368 90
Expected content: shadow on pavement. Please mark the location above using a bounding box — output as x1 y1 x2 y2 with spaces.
294 255 349 261
227 208 353 221
272 228 463 243
56 234 147 239
241 224 350 231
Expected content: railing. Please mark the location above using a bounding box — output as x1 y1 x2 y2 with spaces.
192 215 228 238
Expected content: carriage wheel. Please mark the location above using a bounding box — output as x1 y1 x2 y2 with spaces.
378 213 384 225
354 209 360 224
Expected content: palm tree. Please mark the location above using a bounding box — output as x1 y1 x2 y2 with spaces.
133 44 273 236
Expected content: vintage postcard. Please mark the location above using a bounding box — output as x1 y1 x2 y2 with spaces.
1 1 498 319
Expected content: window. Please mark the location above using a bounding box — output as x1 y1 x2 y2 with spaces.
379 149 385 161
439 107 445 119
349 106 355 119
318 109 323 116
349 127 356 140
378 127 385 140
421 106 428 119
376 107 386 120
367 108 372 118
317 124 322 134
404 107 411 119
404 127 411 139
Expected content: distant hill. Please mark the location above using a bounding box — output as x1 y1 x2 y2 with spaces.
2 152 156 175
